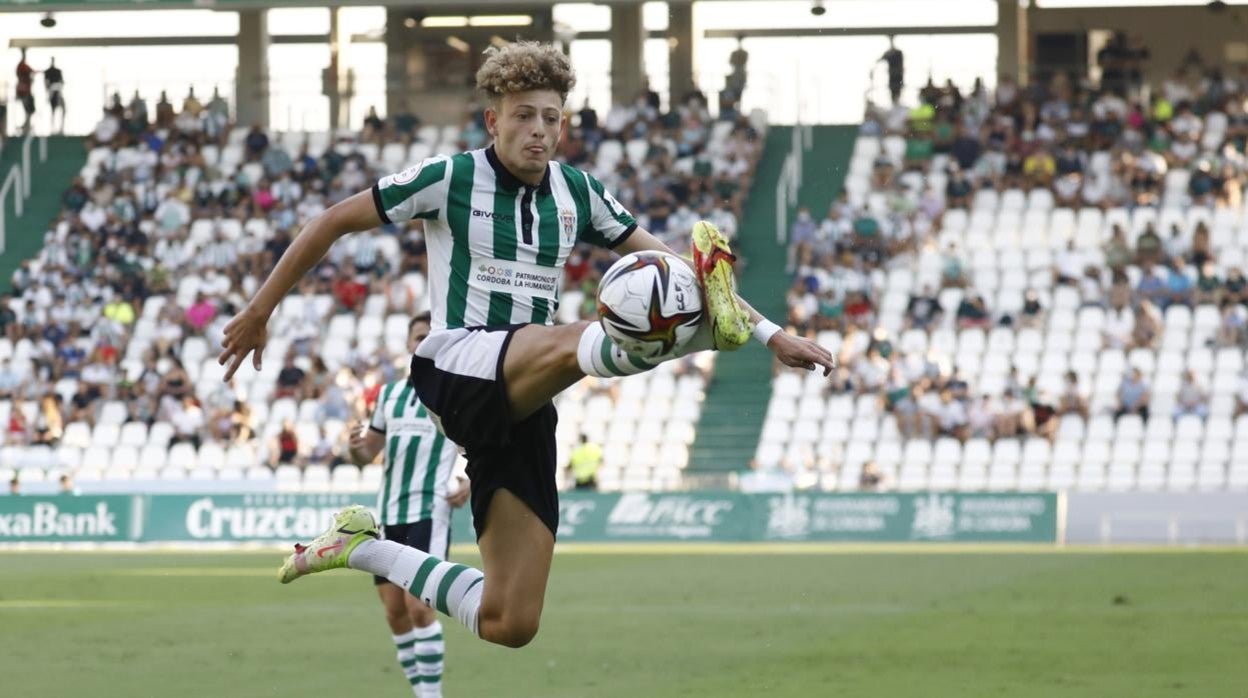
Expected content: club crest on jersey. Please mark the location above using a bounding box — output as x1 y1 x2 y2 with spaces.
392 162 423 185
559 208 576 242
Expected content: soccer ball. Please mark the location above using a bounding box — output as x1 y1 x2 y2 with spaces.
596 251 704 359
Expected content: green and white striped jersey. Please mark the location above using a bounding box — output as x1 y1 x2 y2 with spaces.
372 145 637 329
370 380 457 525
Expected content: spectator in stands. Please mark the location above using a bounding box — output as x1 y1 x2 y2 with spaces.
1027 384 1059 441
15 48 36 131
333 265 369 313
1136 224 1163 266
905 284 942 331
1019 288 1045 329
944 163 973 209
1136 268 1169 310
0 360 21 401
0 302 17 342
1054 241 1084 286
231 401 254 443
31 393 63 446
185 293 218 333
955 293 991 330
169 395 204 449
1226 268 1248 305
1104 225 1132 274
995 389 1033 440
7 405 29 445
569 435 603 491
1115 367 1151 421
940 242 967 288
1130 300 1163 351
858 460 884 491
1174 369 1209 420
160 360 192 401
275 353 307 401
269 420 300 467
1057 371 1090 421
1166 258 1195 308
1216 299 1246 348
1194 260 1222 305
966 393 996 440
8 477 18 496
244 124 269 160
935 388 969 442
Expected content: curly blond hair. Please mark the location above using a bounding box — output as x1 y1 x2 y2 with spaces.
475 41 576 105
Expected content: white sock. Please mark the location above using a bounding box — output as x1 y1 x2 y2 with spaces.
412 621 444 698
391 628 423 696
351 540 484 637
577 322 652 377
576 319 716 378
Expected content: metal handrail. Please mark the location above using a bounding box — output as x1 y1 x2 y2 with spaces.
0 166 25 255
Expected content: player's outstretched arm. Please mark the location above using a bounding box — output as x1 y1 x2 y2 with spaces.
218 189 383 380
613 226 836 376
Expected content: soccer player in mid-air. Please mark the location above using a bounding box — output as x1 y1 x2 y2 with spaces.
218 41 834 649
347 312 469 697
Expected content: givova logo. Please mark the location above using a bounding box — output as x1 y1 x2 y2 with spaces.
0 502 118 538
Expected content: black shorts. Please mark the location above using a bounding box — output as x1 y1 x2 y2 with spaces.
408 324 560 540
372 519 451 586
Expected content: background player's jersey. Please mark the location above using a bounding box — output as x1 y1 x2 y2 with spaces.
372 145 637 329
370 380 458 525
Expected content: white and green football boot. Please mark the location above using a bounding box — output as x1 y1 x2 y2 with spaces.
278 504 379 584
691 220 752 350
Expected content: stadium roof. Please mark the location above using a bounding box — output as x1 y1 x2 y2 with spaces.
0 0 647 12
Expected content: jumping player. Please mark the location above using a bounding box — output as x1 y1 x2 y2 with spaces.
218 41 834 649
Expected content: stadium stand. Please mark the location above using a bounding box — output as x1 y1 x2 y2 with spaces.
1 91 764 493
765 69 1248 492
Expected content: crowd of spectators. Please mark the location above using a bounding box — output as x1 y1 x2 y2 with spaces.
784 55 1248 458
2 83 756 471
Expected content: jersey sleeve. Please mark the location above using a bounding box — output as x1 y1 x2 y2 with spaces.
580 172 638 249
372 156 450 224
368 388 388 434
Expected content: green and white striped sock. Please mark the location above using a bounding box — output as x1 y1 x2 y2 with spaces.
411 621 445 698
576 318 716 378
576 321 656 377
392 629 423 695
350 540 484 637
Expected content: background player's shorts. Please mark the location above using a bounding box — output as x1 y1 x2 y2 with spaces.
408 325 560 540
372 518 451 586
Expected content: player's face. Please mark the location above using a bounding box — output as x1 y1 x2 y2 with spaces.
407 321 430 354
486 90 565 183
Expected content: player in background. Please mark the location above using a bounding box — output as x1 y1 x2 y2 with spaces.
347 312 469 697
219 41 834 649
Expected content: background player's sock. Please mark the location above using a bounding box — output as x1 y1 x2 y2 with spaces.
577 321 654 377
391 629 424 695
350 540 484 637
412 621 445 698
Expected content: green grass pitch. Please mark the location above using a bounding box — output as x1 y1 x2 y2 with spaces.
2 547 1246 697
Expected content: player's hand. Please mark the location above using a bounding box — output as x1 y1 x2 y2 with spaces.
447 476 470 508
218 306 270 381
348 422 370 455
766 331 837 376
